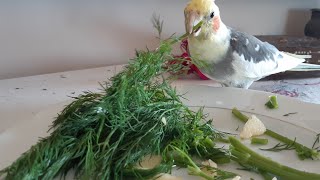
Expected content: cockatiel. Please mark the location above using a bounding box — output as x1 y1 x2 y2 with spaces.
184 0 320 89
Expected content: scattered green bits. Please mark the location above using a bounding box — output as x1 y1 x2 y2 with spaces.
265 95 279 109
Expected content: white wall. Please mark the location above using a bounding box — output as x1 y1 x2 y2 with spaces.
0 0 319 79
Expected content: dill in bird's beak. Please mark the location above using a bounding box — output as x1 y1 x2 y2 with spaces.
184 11 203 37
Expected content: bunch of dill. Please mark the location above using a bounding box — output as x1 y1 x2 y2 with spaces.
0 22 229 179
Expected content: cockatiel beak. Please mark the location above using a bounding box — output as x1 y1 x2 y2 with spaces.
184 10 202 37
185 0 222 37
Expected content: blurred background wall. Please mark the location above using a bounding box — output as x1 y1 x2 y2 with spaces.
0 0 319 79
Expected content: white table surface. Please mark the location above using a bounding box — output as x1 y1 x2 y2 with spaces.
1 64 320 135
0 65 115 134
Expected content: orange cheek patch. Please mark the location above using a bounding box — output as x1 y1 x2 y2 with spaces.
212 16 221 32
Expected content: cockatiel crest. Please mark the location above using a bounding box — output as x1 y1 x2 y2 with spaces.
184 0 320 89
185 0 214 14
184 0 221 37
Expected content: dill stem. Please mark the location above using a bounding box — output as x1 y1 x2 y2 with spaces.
251 138 268 145
168 21 203 45
170 146 199 170
170 146 229 180
188 166 215 180
232 108 316 159
229 136 320 180
231 108 248 123
259 170 276 180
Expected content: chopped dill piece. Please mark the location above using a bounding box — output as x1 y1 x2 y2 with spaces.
251 138 268 145
265 95 279 109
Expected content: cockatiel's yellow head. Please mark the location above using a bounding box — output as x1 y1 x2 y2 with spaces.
184 0 221 37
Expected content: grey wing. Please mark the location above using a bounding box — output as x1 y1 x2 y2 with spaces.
228 29 283 78
229 29 281 63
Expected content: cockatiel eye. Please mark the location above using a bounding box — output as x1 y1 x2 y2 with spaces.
210 12 215 18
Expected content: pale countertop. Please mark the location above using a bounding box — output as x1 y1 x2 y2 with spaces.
1 64 320 179
1 64 320 134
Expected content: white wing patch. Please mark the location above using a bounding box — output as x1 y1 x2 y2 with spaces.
255 44 260 51
245 39 249 45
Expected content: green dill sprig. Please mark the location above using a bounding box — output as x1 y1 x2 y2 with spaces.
312 133 320 151
152 14 164 39
260 139 296 152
